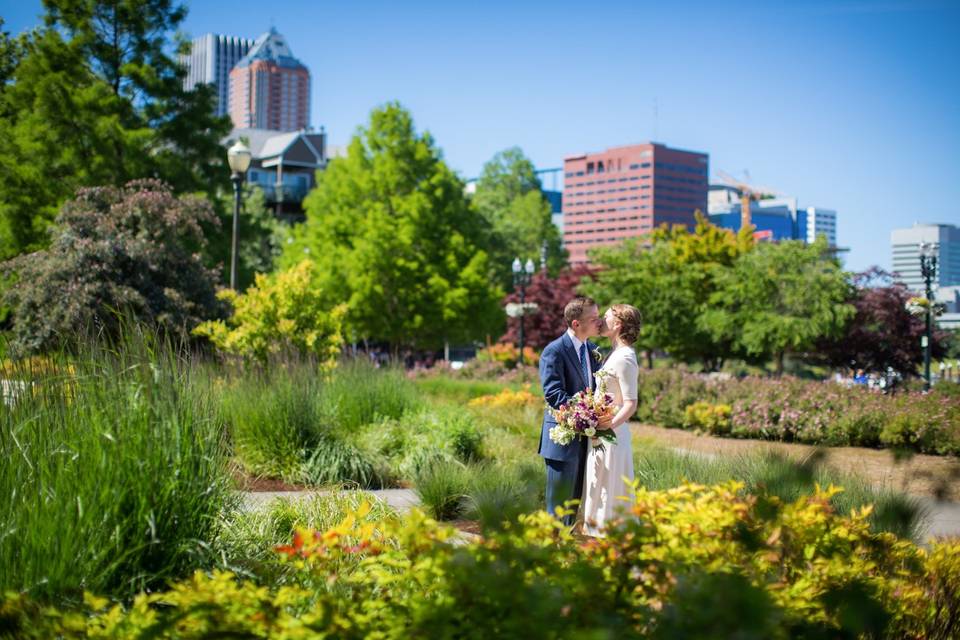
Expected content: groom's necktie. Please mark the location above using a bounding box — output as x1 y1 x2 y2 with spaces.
579 342 590 391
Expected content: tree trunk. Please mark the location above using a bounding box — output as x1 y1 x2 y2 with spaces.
645 350 654 370
776 351 785 377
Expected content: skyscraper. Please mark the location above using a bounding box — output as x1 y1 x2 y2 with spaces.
891 223 960 293
181 34 254 117
229 28 310 132
562 143 708 264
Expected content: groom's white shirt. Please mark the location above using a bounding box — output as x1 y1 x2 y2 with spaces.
566 327 592 382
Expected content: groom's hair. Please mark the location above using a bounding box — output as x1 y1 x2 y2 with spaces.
564 296 596 327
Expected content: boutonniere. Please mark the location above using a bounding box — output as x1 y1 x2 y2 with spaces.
591 347 603 362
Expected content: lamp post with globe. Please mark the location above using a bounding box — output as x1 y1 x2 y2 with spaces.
226 140 252 290
511 257 536 366
919 242 938 391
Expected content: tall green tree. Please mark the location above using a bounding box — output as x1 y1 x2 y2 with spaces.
472 147 566 287
583 213 753 369
282 103 504 351
0 0 230 259
701 237 855 374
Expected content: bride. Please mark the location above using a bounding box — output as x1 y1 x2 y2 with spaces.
581 304 641 537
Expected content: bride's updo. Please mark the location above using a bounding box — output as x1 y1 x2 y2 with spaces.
610 304 642 345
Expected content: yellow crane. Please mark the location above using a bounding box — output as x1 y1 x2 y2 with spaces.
717 170 780 231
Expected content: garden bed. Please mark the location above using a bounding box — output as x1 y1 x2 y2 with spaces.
638 369 960 456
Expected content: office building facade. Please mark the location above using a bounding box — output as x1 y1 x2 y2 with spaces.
181 34 254 117
562 143 708 264
891 223 960 293
229 28 310 132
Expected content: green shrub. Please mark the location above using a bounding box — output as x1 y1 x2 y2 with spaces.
682 401 732 434
633 447 923 539
0 336 233 601
193 260 345 367
11 487 959 639
637 369 960 455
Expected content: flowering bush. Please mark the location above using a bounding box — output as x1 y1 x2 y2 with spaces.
476 342 540 369
639 369 960 455
7 486 960 638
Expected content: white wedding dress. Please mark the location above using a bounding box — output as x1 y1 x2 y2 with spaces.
581 345 639 537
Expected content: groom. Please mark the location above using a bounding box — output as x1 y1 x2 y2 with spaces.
538 296 604 526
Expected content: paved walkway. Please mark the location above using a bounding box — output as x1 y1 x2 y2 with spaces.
240 445 960 543
241 488 420 514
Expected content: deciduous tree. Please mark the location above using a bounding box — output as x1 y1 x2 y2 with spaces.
701 237 855 374
282 103 503 351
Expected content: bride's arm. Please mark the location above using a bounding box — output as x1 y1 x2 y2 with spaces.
607 352 639 429
609 398 637 429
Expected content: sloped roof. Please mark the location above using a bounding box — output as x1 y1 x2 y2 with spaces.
234 27 306 70
259 131 302 159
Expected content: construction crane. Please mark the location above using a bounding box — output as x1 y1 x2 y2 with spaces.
717 170 781 230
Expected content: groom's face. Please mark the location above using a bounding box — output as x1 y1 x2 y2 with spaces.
573 305 602 338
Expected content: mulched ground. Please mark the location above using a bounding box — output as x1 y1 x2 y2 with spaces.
631 423 960 501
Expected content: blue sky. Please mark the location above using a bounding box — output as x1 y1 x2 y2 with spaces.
4 0 959 272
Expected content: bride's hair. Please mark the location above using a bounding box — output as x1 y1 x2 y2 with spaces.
610 304 642 345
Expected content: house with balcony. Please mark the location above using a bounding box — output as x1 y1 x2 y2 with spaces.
225 127 328 222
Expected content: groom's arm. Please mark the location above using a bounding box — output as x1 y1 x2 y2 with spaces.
540 344 569 410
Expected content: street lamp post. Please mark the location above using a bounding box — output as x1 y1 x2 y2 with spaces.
512 257 536 366
227 140 252 290
919 242 938 391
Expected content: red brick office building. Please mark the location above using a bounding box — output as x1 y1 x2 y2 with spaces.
562 143 708 264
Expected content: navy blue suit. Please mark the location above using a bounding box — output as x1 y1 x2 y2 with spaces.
538 332 601 525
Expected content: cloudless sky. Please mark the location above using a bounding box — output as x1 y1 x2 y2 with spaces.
4 0 960 272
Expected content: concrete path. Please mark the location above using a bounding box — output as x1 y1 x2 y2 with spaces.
239 451 960 544
665 447 960 543
241 488 420 514
915 497 960 541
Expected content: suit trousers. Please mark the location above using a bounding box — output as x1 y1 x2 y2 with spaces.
544 445 588 527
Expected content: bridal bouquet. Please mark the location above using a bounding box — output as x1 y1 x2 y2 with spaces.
548 370 617 450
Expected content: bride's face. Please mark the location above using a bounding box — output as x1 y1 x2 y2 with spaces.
602 308 618 338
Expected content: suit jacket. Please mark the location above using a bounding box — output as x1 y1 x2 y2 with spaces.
538 333 602 461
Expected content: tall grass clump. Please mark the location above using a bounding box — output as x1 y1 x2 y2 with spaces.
0 332 233 601
216 359 400 487
320 359 419 430
211 491 398 584
217 360 329 481
464 460 542 532
413 459 472 521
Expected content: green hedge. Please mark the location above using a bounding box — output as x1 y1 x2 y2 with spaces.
5 484 959 639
